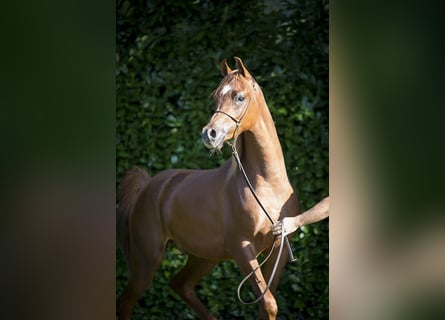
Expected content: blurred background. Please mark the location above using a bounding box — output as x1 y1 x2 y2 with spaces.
331 1 445 319
116 0 328 319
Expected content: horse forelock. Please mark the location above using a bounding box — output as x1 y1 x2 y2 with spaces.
212 71 258 101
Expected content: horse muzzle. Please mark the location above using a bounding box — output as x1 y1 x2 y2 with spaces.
201 126 227 151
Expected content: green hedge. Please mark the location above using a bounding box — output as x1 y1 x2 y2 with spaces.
117 0 328 319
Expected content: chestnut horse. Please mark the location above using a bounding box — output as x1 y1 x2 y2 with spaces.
117 57 306 319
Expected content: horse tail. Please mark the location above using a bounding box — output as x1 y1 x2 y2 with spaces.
117 167 151 260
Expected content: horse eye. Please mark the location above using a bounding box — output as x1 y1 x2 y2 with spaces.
235 94 245 103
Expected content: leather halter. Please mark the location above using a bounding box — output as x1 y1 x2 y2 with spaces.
213 96 249 142
212 80 257 141
214 109 241 125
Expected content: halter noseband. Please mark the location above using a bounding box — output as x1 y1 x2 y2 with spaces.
214 110 241 125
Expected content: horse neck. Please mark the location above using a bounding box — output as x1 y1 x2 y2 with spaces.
236 94 288 181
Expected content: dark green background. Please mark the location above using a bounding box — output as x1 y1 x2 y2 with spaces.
116 0 328 319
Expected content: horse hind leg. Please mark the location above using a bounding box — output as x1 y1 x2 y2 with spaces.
117 237 166 320
170 255 217 320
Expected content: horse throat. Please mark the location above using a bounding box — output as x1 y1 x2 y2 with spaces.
235 107 288 181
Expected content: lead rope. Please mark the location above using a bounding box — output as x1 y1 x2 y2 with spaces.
228 127 297 304
237 222 285 304
229 132 296 263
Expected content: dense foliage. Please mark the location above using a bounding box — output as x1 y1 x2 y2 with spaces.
116 0 328 319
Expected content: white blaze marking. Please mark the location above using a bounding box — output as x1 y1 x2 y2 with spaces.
220 85 232 96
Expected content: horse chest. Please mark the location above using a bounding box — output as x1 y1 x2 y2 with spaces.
225 183 289 230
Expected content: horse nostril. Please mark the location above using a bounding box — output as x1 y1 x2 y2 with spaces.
209 129 217 139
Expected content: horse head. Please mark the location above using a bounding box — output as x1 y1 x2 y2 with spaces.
202 57 260 151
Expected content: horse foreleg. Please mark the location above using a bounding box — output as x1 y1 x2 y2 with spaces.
232 241 278 320
170 255 217 320
262 238 290 294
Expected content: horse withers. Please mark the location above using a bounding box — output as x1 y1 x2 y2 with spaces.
117 57 314 319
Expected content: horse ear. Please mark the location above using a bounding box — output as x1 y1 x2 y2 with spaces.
234 56 251 80
220 58 232 76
